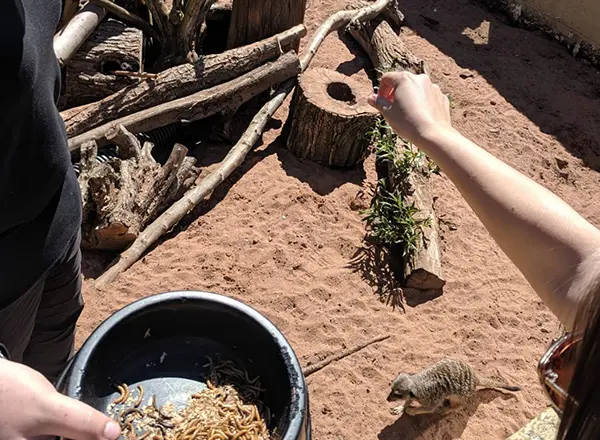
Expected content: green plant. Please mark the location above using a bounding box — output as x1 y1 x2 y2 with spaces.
362 118 438 258
361 180 431 256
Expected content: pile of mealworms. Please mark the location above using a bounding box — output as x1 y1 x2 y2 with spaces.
107 359 272 440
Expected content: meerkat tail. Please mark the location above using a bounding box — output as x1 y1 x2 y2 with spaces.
478 378 520 392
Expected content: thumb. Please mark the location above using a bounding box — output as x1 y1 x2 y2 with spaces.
38 393 121 440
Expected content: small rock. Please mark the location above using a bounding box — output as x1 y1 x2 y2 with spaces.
224 275 234 282
292 264 301 270
459 71 474 79
556 157 569 169
490 100 497 105
489 128 500 134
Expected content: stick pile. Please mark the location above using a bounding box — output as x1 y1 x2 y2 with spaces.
55 0 436 292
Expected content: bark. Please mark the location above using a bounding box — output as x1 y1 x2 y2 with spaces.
227 0 307 51
63 19 143 109
285 68 378 168
79 124 200 251
348 14 444 291
54 3 107 67
61 25 307 137
68 51 301 154
94 0 394 288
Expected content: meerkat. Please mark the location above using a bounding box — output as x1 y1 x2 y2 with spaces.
387 358 520 416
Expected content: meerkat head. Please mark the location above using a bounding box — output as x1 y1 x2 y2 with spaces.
387 373 415 402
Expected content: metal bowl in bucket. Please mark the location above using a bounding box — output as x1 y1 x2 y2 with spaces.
55 291 311 440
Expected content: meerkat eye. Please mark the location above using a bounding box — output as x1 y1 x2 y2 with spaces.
409 391 415 398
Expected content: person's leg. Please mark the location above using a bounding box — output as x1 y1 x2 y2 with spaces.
23 231 84 382
0 280 44 363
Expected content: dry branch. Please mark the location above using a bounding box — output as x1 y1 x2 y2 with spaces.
94 0 394 288
62 25 307 137
59 0 81 30
88 0 160 40
54 3 107 66
180 0 218 60
303 334 391 377
69 51 301 154
348 10 444 292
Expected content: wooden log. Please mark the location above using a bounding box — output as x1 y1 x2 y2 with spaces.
54 3 107 67
68 51 302 154
80 124 200 251
348 13 444 292
285 68 378 168
63 19 143 109
227 0 307 51
94 0 395 288
348 18 426 77
61 25 307 137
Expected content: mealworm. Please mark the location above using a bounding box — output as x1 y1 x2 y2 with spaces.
135 432 151 440
120 407 143 424
134 385 144 407
113 384 128 404
232 429 249 440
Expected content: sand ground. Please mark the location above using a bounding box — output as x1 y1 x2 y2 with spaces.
78 0 600 438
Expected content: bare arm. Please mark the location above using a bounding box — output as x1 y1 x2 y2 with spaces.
369 72 600 330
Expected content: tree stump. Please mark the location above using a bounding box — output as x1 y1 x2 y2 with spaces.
227 0 307 51
62 19 143 109
285 68 378 168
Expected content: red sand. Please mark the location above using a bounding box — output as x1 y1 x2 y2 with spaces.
78 0 600 438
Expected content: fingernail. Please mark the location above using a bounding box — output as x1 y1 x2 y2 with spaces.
103 420 121 440
375 95 393 111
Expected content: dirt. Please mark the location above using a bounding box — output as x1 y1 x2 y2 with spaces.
77 0 600 439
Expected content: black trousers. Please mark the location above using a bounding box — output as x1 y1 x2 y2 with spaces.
0 230 83 382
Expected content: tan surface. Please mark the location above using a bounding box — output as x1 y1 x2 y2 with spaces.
517 0 600 48
507 407 559 440
77 0 600 438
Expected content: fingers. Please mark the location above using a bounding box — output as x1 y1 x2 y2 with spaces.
38 393 120 440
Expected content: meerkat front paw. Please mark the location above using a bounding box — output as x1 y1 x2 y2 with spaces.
390 404 405 416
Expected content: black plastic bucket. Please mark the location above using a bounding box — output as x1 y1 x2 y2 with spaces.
55 291 311 439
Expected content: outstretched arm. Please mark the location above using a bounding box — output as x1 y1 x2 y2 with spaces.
369 72 600 330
